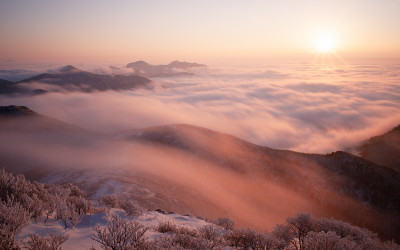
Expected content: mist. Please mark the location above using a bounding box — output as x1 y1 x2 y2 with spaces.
1 63 400 153
0 117 380 233
1 62 398 235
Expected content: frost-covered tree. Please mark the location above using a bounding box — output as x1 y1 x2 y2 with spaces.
55 195 83 229
225 227 280 249
24 233 69 250
272 223 293 248
118 199 142 217
98 195 118 208
273 213 400 250
212 217 235 230
313 216 378 244
46 183 90 229
286 213 313 250
0 195 31 249
92 215 148 250
303 231 357 250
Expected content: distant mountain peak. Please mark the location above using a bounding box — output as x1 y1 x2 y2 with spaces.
59 65 80 73
126 61 151 68
167 60 206 68
0 105 36 116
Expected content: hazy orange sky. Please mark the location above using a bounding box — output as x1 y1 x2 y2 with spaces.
1 0 399 65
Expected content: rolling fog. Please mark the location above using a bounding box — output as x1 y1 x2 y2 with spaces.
0 113 383 234
2 63 400 153
1 62 399 235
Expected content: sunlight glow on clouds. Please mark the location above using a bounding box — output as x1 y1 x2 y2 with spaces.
2 63 400 154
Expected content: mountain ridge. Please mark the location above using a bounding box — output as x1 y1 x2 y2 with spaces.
357 125 400 172
126 60 206 77
1 105 399 240
0 65 153 95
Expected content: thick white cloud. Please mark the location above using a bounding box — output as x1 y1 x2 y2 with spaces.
1 63 400 153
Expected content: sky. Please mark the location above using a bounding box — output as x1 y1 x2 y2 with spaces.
1 0 400 154
1 0 400 65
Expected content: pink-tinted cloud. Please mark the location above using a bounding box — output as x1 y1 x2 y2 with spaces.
1 63 400 153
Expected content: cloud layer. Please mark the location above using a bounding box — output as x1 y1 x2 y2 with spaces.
2 62 400 153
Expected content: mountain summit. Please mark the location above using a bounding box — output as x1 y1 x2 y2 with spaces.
59 65 80 73
0 105 36 116
126 60 206 77
167 60 206 68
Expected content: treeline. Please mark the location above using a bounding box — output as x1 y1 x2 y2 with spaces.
1 169 399 249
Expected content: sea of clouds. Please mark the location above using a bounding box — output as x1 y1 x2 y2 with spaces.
1 62 400 153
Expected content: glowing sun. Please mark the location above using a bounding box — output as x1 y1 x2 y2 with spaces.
315 34 335 53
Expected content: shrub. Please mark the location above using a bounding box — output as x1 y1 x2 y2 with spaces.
225 228 265 249
198 225 221 241
273 213 400 250
98 195 118 208
92 215 148 250
172 233 205 249
176 226 199 237
212 217 235 230
156 221 178 233
198 225 226 249
55 196 83 229
0 226 21 250
24 233 69 250
0 195 31 249
118 199 142 217
0 195 31 234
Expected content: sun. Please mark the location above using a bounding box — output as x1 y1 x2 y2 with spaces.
314 34 335 53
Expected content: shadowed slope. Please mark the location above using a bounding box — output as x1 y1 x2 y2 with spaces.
18 65 153 93
358 125 400 172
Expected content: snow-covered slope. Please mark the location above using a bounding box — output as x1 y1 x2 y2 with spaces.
18 209 215 250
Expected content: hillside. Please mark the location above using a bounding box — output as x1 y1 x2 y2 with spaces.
358 125 400 172
1 106 400 241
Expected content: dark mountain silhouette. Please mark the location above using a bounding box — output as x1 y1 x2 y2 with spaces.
0 78 15 85
0 78 26 94
17 65 153 93
1 106 399 241
0 69 37 82
0 105 96 141
167 60 206 68
0 65 153 95
0 105 36 116
357 125 400 172
126 60 206 77
58 64 81 73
